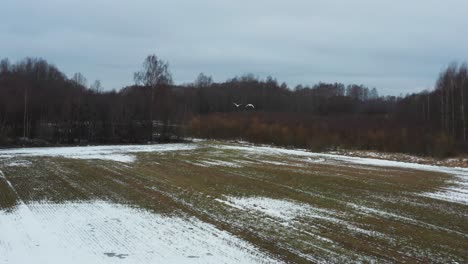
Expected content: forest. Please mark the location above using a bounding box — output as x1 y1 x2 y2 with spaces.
0 56 467 157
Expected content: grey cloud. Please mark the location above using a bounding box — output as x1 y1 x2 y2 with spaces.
2 0 467 94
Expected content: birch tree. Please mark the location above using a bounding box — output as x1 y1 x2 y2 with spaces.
134 54 173 141
460 64 467 142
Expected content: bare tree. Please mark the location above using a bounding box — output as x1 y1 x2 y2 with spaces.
72 72 88 88
90 80 103 93
460 64 468 142
194 73 213 88
134 54 173 141
0 58 10 73
23 86 28 138
451 77 455 137
369 88 379 99
427 91 430 122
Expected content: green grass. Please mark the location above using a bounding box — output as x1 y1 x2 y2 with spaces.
0 141 466 263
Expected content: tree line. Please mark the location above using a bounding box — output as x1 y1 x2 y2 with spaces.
0 56 466 157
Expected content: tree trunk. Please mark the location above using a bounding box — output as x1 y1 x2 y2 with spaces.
446 85 450 134
441 89 445 132
23 88 28 138
149 86 155 142
462 81 467 142
427 93 430 122
451 80 455 138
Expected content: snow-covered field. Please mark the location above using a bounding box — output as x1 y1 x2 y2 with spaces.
217 144 468 205
0 144 197 163
0 141 467 263
0 201 274 264
419 173 468 205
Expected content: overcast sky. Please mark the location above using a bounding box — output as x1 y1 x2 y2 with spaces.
2 0 467 95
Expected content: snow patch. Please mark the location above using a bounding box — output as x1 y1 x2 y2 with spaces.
187 159 242 168
219 196 383 239
3 160 32 167
218 144 468 205
218 145 468 174
261 160 292 166
420 174 468 205
214 198 244 210
218 196 347 246
0 201 277 264
200 159 242 168
0 144 197 163
224 196 316 221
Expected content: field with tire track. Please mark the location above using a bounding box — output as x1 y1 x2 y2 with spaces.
0 141 467 263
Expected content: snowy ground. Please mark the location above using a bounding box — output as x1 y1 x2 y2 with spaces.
0 140 467 263
0 144 197 163
217 144 468 205
0 201 274 264
419 173 468 205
